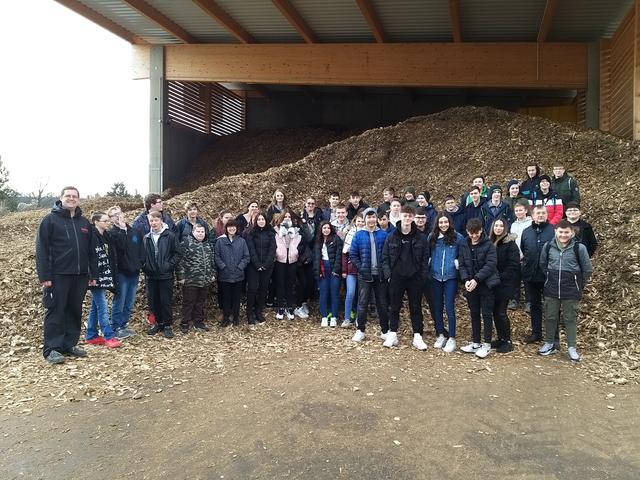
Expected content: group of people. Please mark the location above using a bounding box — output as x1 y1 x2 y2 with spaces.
35 162 595 365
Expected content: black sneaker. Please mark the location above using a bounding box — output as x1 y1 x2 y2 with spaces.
256 311 266 323
45 350 65 364
147 324 163 335
179 324 189 334
497 340 514 353
491 339 504 349
523 333 542 344
64 346 87 357
163 326 175 339
194 323 210 332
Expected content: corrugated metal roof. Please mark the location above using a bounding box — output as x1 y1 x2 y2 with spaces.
372 0 452 42
289 0 374 42
460 0 547 42
548 0 634 41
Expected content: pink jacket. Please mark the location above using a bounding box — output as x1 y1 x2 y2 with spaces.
275 230 302 263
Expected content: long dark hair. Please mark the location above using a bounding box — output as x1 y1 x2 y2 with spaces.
489 217 509 245
272 207 301 227
316 220 336 245
430 212 457 247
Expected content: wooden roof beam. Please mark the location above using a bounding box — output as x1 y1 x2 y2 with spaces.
449 0 463 42
355 0 386 43
537 0 559 43
121 0 197 43
272 0 318 44
54 0 146 44
193 0 256 44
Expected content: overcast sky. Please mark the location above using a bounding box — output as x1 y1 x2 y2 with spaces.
0 0 148 197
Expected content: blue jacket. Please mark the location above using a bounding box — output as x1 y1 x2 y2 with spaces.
214 234 250 283
428 232 464 282
481 201 513 233
424 203 438 233
349 227 389 282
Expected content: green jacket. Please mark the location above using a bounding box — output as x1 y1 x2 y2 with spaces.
551 173 580 206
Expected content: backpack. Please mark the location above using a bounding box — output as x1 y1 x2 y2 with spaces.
542 241 583 273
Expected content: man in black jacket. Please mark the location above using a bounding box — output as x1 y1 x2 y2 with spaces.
381 206 430 350
35 186 97 364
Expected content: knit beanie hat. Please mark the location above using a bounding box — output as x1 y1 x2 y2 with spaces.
539 174 552 183
506 179 519 190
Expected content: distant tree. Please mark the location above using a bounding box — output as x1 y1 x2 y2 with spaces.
108 182 130 197
0 155 9 197
30 178 49 207
0 156 19 214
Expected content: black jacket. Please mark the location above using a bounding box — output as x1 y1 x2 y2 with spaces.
458 234 500 288
382 223 430 282
521 221 555 282
495 234 521 299
313 235 343 278
175 217 211 242
246 225 276 271
570 219 597 257
109 224 144 276
347 200 369 221
35 201 97 282
142 227 180 280
90 228 118 291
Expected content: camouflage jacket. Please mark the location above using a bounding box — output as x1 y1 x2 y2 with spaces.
176 235 216 287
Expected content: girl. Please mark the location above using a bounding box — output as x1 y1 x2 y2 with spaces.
246 212 276 325
235 200 259 235
214 210 234 238
85 212 122 348
341 214 365 327
273 210 307 320
388 199 402 226
313 222 343 327
489 218 520 353
429 213 463 353
214 219 250 326
266 189 288 224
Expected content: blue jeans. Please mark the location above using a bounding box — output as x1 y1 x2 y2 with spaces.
432 278 458 338
344 274 358 320
111 273 139 330
86 288 115 340
318 260 341 318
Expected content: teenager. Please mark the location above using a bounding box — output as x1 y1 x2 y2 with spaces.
107 205 144 339
538 220 593 361
132 193 175 236
377 210 395 235
565 202 598 257
143 211 180 338
531 175 563 225
414 207 428 235
347 191 369 221
381 206 430 350
299 197 323 314
349 208 390 342
508 200 533 310
402 186 419 209
266 189 288 223
460 176 489 206
85 212 122 348
463 186 484 227
520 164 542 203
504 180 524 211
377 187 396 216
330 203 350 240
235 201 259 235
481 184 513 232
313 222 343 327
176 223 216 333
273 211 307 320
175 201 211 241
246 212 276 325
444 194 467 235
458 218 500 358
323 191 341 222
489 218 520 353
388 199 402 226
416 190 438 232
429 212 463 353
341 214 365 327
214 210 234 238
551 164 580 206
214 219 250 327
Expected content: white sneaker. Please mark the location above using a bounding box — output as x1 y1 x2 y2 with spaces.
475 342 492 358
352 329 365 342
460 342 481 353
329 318 337 328
301 303 310 315
286 309 295 320
568 347 581 362
294 307 309 319
412 333 428 351
383 332 399 348
443 337 456 353
433 334 446 349
320 317 328 327
341 319 353 328
275 309 285 320
380 331 388 341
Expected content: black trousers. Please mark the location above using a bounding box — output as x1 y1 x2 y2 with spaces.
299 261 315 303
220 281 242 323
42 274 88 357
356 275 389 332
274 262 297 308
464 284 494 344
389 275 424 335
422 280 436 333
493 289 511 341
247 264 273 320
524 281 545 336
147 277 174 327
181 285 208 326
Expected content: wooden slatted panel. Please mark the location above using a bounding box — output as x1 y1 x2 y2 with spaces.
600 40 612 131
608 7 635 138
167 81 245 135
576 89 586 127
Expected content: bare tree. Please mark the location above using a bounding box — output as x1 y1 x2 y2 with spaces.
31 178 49 207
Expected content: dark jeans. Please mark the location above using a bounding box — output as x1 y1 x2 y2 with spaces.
422 280 436 332
42 274 88 357
299 261 315 303
356 275 389 332
493 290 511 341
147 277 173 327
464 284 494 344
389 275 424 335
111 272 139 330
275 262 297 308
318 260 341 318
432 278 458 338
247 264 273 320
219 281 242 323
524 281 545 336
182 285 208 326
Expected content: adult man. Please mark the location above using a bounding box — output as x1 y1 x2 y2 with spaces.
131 193 175 236
382 206 430 350
323 191 341 222
520 206 555 343
347 191 369 221
36 186 97 364
565 202 597 257
349 208 390 343
330 203 350 240
481 184 513 232
551 164 580 206
107 205 144 339
444 194 467 235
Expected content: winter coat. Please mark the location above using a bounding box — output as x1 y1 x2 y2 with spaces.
460 187 488 207
463 202 484 231
520 221 555 282
530 190 564 225
175 217 211 242
428 231 464 282
176 234 216 287
109 224 144 276
509 217 533 256
569 219 597 257
481 201 513 232
424 203 438 233
551 173 580 206
341 252 358 276
35 201 97 282
540 237 593 300
349 227 389 282
458 234 500 288
520 175 541 203
132 210 175 236
494 234 521 299
382 223 430 282
90 228 117 291
246 225 277 271
275 227 307 264
446 207 467 235
214 234 250 283
142 226 180 280
313 235 343 278
347 200 369 221
300 209 323 244
266 204 285 224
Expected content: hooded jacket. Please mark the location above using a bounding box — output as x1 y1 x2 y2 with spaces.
520 173 541 203
520 221 555 282
458 234 500 288
109 224 145 276
540 237 593 300
132 210 175 236
481 201 513 232
531 190 564 225
313 234 343 278
246 224 276 271
214 234 250 283
382 222 430 282
143 225 180 280
569 218 597 257
35 201 97 282
175 217 211 242
176 233 216 287
494 233 521 298
551 173 580 206
428 231 464 282
349 227 389 282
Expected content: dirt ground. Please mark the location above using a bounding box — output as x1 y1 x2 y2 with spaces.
1 330 638 480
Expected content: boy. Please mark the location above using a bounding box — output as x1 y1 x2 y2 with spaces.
331 203 350 239
538 220 593 361
378 187 396 215
444 194 467 235
508 200 532 310
377 210 395 235
481 184 513 232
323 191 341 222
565 202 597 257
347 191 369 221
460 176 488 206
551 164 580 206
463 186 484 228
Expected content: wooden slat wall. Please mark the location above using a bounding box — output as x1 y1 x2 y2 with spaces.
576 89 586 127
600 40 612 131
